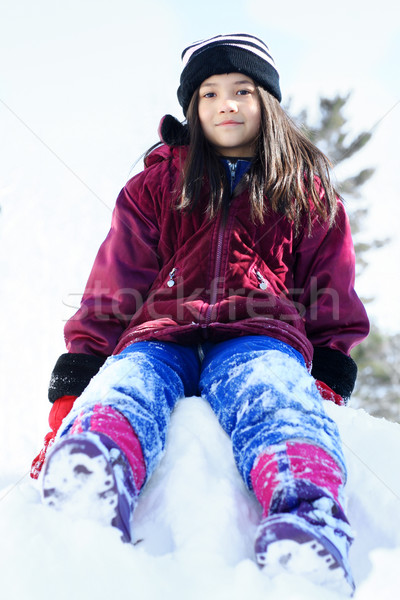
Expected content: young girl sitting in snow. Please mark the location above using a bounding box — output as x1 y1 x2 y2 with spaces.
31 33 369 596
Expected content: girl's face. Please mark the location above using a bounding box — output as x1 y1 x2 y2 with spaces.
198 72 261 157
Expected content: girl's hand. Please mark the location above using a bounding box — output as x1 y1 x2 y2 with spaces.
315 380 344 407
30 395 77 479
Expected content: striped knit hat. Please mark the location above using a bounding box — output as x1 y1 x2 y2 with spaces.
177 33 281 115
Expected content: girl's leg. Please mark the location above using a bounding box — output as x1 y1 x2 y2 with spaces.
68 404 147 491
42 341 200 541
59 341 199 481
199 336 354 595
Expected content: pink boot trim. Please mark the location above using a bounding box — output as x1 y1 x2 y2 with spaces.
287 441 344 504
251 451 280 517
251 441 345 517
70 404 146 491
70 414 84 435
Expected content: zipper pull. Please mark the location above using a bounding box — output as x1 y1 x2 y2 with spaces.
167 267 177 287
228 160 238 193
255 270 268 290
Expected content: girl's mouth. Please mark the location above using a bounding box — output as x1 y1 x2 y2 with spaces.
216 120 242 126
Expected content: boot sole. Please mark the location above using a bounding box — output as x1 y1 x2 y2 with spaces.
255 513 355 596
41 433 132 541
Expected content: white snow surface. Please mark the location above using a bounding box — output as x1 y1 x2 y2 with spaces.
1 397 400 600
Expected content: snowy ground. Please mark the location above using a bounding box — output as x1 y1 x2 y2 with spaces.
1 397 400 600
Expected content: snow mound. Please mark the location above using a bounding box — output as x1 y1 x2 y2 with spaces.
1 397 400 599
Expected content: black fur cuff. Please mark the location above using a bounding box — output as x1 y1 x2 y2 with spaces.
48 353 107 403
311 347 358 404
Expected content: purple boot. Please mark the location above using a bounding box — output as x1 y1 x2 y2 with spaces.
41 432 138 543
255 497 355 596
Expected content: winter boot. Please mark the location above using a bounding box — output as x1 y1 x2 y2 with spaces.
251 441 355 595
254 496 355 596
41 432 138 543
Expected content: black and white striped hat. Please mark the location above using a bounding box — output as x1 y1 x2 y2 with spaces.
177 33 281 115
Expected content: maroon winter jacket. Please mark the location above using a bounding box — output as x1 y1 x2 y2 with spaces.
63 142 369 381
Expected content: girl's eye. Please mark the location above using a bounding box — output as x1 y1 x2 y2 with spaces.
203 92 216 98
237 89 252 96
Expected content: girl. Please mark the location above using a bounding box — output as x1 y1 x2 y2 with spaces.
32 34 369 596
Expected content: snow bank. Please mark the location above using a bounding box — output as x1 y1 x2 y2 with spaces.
1 397 400 599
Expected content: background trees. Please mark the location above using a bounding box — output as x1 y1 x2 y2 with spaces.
296 94 400 422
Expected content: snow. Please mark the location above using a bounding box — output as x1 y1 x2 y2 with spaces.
1 396 400 599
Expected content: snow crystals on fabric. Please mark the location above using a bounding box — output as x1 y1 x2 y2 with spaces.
199 337 346 488
58 336 345 499
58 343 194 482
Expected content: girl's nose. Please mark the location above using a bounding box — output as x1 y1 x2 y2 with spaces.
219 98 238 113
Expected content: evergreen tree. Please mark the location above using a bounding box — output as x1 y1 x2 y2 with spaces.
294 94 387 276
352 330 400 422
292 94 399 421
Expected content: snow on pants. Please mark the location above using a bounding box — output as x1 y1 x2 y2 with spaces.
58 336 346 496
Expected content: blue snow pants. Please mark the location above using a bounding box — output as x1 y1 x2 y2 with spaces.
60 336 346 490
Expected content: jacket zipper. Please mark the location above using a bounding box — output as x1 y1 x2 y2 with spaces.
167 267 177 287
254 269 268 290
210 222 225 305
228 160 237 193
204 211 227 325
204 160 237 325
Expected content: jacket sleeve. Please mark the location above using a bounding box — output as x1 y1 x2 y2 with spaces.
293 200 369 400
63 171 161 358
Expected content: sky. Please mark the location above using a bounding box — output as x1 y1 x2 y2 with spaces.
1 0 400 335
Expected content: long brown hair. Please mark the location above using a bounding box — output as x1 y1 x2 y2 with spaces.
177 86 339 231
